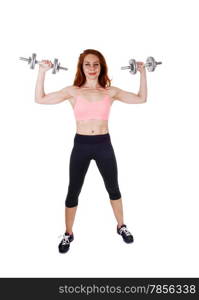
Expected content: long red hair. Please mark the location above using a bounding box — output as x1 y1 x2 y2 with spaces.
73 49 112 88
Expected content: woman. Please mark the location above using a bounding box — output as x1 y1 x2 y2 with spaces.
35 49 147 254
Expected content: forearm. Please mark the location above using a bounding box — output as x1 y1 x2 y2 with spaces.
138 70 147 101
35 71 46 101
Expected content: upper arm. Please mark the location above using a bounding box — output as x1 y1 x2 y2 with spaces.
36 86 73 105
112 86 145 104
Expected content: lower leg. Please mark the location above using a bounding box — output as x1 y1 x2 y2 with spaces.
65 206 78 234
110 198 124 228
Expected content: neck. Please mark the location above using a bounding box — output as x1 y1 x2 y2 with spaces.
83 79 101 89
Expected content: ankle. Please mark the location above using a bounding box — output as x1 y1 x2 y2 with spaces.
65 231 73 235
117 223 124 229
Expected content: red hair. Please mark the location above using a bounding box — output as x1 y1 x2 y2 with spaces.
73 49 112 88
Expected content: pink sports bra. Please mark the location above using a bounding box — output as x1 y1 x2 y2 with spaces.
73 95 112 121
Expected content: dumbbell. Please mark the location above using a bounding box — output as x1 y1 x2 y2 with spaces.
19 53 68 74
121 56 162 74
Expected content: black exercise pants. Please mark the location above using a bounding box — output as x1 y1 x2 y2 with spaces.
65 133 122 207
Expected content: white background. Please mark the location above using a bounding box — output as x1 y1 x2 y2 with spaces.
0 0 198 277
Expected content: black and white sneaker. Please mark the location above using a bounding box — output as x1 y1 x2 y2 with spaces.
58 232 74 253
117 224 134 243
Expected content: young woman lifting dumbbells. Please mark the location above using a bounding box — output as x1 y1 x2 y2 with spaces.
35 49 147 253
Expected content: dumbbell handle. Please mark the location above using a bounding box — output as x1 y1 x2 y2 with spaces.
19 57 31 62
121 66 131 70
121 61 162 70
145 61 162 67
58 66 68 71
19 56 68 71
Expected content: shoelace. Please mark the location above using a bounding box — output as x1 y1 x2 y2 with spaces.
58 234 70 245
119 227 131 236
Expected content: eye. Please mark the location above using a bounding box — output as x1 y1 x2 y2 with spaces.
85 63 99 66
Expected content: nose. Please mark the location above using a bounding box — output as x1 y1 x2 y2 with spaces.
89 66 96 70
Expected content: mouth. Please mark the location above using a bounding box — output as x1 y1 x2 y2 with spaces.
88 73 97 76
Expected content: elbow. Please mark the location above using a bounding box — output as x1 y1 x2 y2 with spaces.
137 93 147 103
35 98 43 104
35 99 41 104
139 96 147 103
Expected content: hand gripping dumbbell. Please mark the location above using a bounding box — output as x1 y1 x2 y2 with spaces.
19 53 68 74
121 56 162 74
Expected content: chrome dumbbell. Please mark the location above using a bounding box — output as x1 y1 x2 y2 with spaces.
19 53 68 74
121 56 162 74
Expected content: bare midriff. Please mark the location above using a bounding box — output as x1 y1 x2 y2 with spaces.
75 119 109 135
68 86 115 136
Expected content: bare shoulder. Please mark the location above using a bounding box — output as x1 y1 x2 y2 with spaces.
67 85 83 97
58 85 79 103
109 86 121 100
62 85 80 107
61 85 77 97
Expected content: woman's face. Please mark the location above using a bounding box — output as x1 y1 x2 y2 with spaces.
82 54 101 80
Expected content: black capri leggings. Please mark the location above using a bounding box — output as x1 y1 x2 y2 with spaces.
65 133 122 207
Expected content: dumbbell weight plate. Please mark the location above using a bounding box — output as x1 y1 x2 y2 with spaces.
129 59 137 74
146 56 156 72
30 53 37 69
53 58 60 74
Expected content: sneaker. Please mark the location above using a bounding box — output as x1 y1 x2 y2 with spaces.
58 232 74 253
117 224 134 243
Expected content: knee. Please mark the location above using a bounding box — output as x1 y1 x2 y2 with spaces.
65 183 82 207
